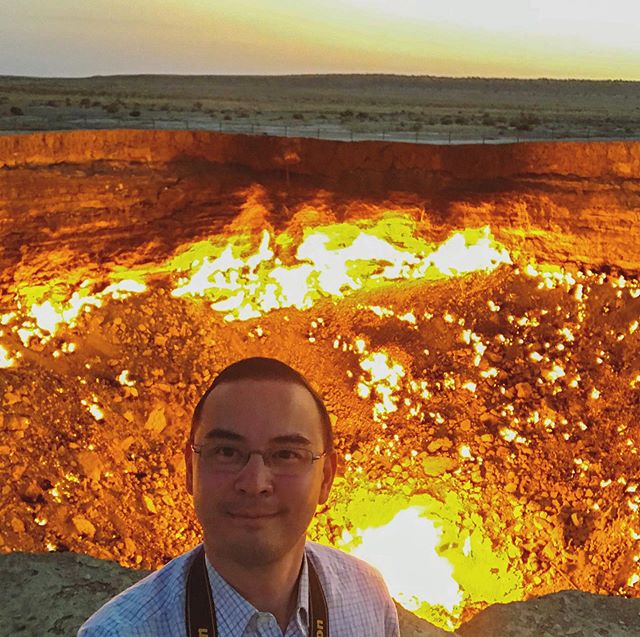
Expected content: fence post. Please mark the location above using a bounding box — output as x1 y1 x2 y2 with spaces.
448 131 451 144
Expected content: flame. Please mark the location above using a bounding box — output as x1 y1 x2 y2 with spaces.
357 350 406 423
324 488 524 630
0 344 17 368
2 217 511 358
349 506 463 612
168 221 510 321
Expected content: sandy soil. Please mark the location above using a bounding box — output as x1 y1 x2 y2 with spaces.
0 74 638 143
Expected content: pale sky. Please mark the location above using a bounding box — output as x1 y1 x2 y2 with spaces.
1 0 639 79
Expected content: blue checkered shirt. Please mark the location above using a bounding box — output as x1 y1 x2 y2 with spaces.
78 541 400 636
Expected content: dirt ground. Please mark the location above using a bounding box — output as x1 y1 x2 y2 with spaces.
1 74 639 142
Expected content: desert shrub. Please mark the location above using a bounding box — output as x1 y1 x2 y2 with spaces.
65 98 71 106
341 109 354 118
223 114 232 120
356 111 369 120
9 106 23 116
45 100 59 107
79 98 91 108
292 112 304 120
104 102 119 114
440 115 453 125
454 116 468 125
510 112 541 130
193 101 203 110
481 112 496 126
129 109 141 117
92 101 102 107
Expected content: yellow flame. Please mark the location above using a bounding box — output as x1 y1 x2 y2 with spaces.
357 351 406 422
16 278 147 337
0 345 16 368
6 218 510 347
324 488 524 630
169 221 510 321
349 506 463 612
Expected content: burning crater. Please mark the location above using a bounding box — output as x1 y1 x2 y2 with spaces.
1 131 640 630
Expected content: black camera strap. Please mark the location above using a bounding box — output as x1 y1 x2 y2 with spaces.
186 546 329 637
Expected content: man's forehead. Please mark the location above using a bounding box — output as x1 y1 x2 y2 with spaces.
204 378 315 407
198 378 322 434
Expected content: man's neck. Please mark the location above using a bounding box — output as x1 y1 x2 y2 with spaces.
204 541 305 632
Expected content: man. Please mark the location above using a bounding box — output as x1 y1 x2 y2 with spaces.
79 357 400 636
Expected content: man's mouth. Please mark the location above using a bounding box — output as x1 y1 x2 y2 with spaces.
227 511 280 519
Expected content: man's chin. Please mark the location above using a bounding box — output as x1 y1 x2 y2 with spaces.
225 539 288 568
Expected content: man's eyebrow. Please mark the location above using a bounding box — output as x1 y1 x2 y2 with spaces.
271 434 312 446
202 428 245 441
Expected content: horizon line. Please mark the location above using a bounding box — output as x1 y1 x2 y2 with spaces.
2 72 639 83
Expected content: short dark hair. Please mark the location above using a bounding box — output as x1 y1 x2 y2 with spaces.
190 357 333 450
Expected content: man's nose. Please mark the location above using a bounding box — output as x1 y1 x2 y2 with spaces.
234 453 274 495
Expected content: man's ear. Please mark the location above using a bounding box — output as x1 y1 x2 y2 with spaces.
185 440 193 495
318 450 337 505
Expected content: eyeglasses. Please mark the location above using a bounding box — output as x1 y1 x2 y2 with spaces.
190 443 330 477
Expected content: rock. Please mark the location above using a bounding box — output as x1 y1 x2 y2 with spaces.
4 414 29 430
395 602 458 636
3 392 22 406
77 450 104 482
457 590 640 636
427 438 452 453
142 494 157 514
72 516 96 539
10 517 25 534
123 537 137 557
144 407 167 435
0 552 151 636
422 455 457 476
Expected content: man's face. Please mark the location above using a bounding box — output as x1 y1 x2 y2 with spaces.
185 379 336 569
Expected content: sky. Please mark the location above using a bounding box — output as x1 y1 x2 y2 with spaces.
2 0 639 80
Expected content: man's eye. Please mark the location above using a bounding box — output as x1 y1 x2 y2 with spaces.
216 446 241 456
206 446 243 461
272 448 304 462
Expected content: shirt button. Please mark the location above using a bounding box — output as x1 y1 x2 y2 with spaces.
256 612 271 628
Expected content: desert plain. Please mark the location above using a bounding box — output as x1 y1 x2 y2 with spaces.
0 74 639 143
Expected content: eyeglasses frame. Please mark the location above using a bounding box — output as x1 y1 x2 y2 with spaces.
190 443 331 474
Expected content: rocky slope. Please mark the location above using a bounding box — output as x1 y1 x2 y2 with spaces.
2 551 639 636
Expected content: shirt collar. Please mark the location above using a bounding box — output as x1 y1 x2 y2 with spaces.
204 547 310 636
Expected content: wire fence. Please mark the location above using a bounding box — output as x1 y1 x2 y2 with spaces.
1 116 638 144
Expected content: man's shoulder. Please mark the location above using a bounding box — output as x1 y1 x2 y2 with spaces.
305 541 399 634
78 545 201 636
305 541 386 585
